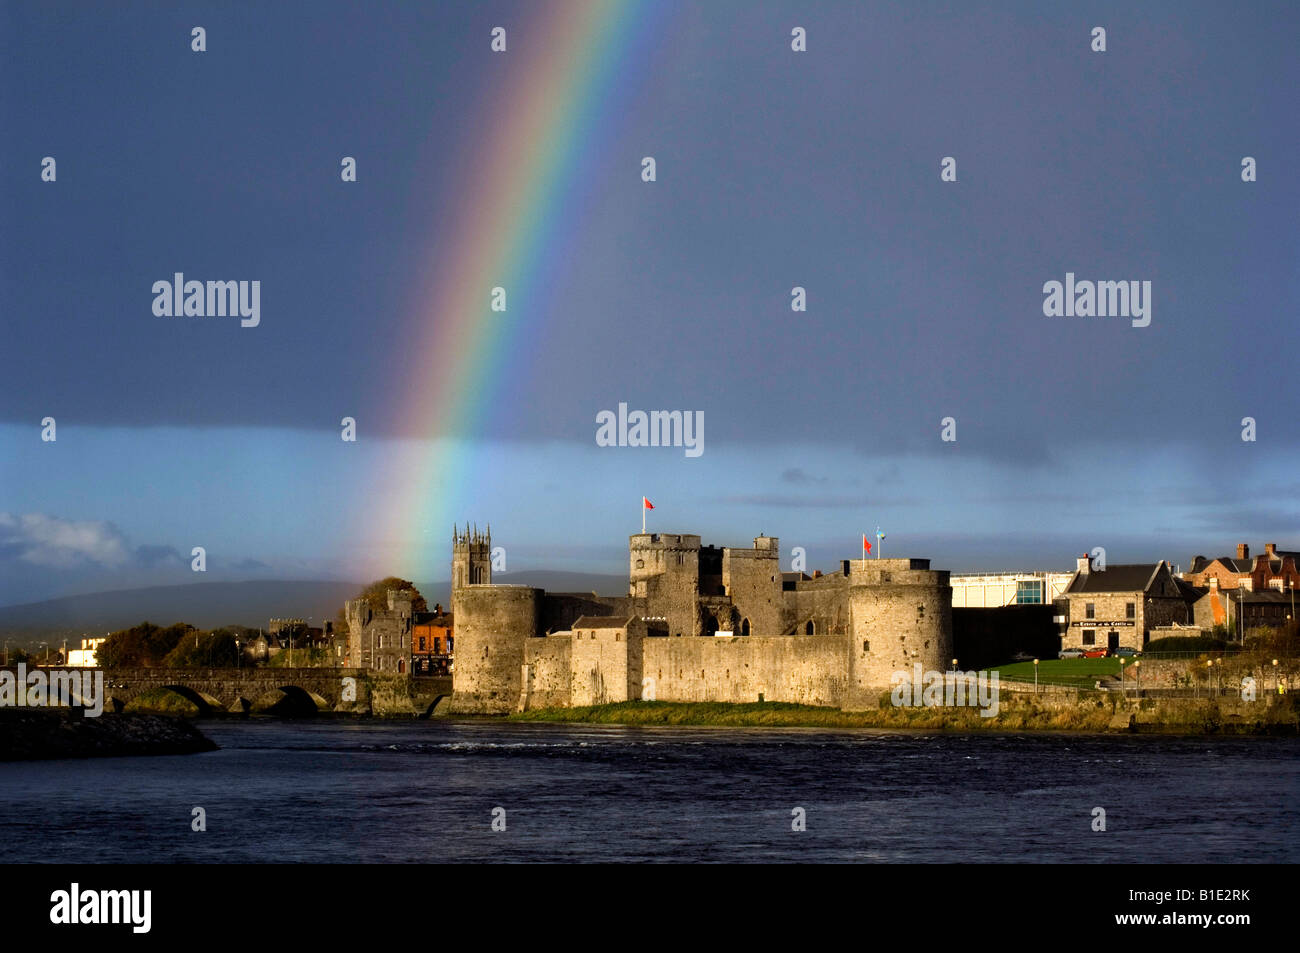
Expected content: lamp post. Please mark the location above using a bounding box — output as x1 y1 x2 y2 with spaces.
1033 658 1039 694
1273 658 1279 695
951 658 958 673
1206 658 1214 698
1134 659 1140 696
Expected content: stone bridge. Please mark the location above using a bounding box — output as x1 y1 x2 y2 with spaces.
98 668 453 716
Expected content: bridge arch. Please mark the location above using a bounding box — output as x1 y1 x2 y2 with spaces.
250 685 329 716
161 685 224 713
419 694 450 719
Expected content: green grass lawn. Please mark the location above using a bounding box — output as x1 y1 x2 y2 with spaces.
986 658 1131 688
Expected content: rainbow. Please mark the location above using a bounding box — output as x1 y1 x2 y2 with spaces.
372 0 665 582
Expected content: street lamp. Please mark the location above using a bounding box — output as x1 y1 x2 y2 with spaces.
1273 658 1279 695
951 658 958 672
1134 659 1141 696
1206 658 1214 697
1033 658 1039 694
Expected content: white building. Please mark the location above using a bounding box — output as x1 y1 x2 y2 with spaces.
950 571 1074 608
66 637 105 667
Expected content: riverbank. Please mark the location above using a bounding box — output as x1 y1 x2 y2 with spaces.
0 710 218 760
508 697 1300 733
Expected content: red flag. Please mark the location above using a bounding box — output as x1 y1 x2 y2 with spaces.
643 497 654 510
862 534 872 554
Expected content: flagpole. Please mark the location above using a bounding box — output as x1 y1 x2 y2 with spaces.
642 498 645 534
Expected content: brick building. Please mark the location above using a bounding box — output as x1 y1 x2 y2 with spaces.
412 604 454 675
1184 542 1300 592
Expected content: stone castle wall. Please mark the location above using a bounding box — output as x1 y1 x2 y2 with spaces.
521 634 572 710
642 634 849 707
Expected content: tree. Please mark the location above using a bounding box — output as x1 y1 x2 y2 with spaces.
97 622 193 667
163 629 242 668
353 577 427 614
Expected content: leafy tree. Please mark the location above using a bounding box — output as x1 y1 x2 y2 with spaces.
163 630 242 668
97 622 193 667
353 577 426 614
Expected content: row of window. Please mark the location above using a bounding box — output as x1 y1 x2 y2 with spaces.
1083 602 1136 619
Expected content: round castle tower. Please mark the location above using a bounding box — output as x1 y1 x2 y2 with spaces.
448 525 542 714
846 559 953 704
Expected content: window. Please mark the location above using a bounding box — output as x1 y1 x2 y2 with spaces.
741 619 750 636
1085 603 1095 619
1126 603 1135 619
863 640 870 652
1016 580 1044 604
419 637 426 651
806 621 815 635
1082 630 1095 645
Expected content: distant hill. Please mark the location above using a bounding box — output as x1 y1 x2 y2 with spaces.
0 571 627 647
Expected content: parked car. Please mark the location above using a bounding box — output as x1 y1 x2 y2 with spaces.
1058 648 1085 659
1083 647 1109 658
1114 647 1139 657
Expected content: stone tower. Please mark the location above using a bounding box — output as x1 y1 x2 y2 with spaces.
452 524 492 590
845 558 953 707
628 533 702 638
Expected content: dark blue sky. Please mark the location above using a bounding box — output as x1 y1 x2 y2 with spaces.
2 1 1297 602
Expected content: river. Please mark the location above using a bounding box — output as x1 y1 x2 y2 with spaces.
3 720 1296 862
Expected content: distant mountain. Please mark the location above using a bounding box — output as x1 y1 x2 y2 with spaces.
0 581 362 646
486 571 627 599
0 571 628 647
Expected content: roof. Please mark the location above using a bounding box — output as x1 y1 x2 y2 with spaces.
571 615 634 629
413 611 453 625
1219 589 1299 605
1066 563 1163 594
1190 552 1299 574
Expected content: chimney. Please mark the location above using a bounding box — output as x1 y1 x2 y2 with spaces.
1266 543 1277 557
1077 554 1091 574
1236 543 1249 560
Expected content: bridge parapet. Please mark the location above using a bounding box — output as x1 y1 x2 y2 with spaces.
97 668 452 716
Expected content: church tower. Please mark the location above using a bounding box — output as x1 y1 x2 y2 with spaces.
452 523 493 590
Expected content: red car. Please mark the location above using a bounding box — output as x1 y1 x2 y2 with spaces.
1083 647 1109 659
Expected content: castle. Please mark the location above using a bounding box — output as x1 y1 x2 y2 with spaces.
448 525 953 713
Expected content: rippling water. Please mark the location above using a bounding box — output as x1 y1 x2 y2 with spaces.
3 720 1297 862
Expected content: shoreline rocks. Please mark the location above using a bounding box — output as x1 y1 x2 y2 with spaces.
0 709 218 761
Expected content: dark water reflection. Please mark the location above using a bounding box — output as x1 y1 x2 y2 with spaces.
3 720 1296 862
